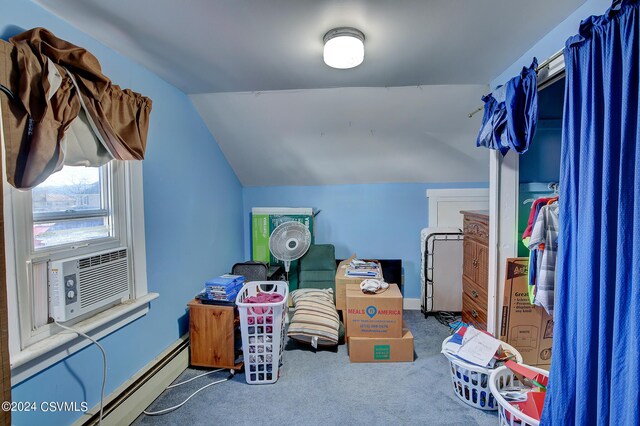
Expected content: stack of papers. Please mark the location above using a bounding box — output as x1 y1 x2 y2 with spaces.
442 325 503 368
349 259 379 269
346 259 380 278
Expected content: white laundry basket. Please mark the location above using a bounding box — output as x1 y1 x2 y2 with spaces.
489 365 549 426
441 335 523 410
236 281 288 384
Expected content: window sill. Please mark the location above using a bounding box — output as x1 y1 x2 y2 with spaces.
10 292 159 385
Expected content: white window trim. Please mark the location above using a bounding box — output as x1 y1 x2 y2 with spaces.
1 104 157 385
10 293 157 384
14 163 125 345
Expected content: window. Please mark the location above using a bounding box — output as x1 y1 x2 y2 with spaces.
32 166 112 249
9 161 132 341
3 157 154 383
0 90 154 383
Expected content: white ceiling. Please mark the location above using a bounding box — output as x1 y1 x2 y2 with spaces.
32 0 586 187
34 0 586 94
191 86 489 186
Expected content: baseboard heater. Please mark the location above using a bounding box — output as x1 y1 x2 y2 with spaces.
78 336 189 426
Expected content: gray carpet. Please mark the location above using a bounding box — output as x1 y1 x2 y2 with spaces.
133 311 497 425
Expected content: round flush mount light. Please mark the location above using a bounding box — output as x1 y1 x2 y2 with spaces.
323 27 365 69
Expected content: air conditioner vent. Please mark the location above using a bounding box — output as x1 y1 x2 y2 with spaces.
78 249 127 269
79 259 129 309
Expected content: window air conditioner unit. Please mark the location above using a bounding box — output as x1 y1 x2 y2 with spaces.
49 248 131 322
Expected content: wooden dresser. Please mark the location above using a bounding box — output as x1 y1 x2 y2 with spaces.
461 211 489 330
188 299 243 369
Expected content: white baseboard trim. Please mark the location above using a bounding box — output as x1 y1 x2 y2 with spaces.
403 298 421 310
73 334 189 426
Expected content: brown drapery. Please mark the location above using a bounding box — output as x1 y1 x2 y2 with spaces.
0 27 152 189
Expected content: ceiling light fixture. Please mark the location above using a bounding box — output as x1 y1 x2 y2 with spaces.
323 27 365 69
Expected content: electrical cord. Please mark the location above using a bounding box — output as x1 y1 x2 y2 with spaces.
166 368 223 389
143 370 235 416
54 321 106 426
0 84 16 101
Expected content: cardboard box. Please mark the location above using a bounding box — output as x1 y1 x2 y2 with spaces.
346 284 403 338
335 256 382 311
500 258 553 367
348 322 414 363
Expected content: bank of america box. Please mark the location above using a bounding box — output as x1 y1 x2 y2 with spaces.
345 284 403 338
500 258 553 367
251 207 313 265
335 256 382 311
348 322 414 363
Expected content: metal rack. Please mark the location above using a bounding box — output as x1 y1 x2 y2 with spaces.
421 230 464 317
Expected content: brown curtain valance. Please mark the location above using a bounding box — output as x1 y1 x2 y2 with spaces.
0 27 152 189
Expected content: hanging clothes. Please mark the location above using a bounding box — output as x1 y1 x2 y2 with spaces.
522 196 553 303
527 201 559 316
524 196 556 305
542 1 640 425
476 58 538 156
522 196 554 244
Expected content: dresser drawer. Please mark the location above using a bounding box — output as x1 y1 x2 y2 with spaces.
462 275 487 307
462 292 487 330
463 214 489 244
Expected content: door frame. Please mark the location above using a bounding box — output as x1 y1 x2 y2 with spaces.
486 52 566 335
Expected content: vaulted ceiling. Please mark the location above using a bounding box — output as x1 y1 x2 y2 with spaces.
34 0 587 186
191 86 488 186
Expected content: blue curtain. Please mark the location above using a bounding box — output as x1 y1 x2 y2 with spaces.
542 1 640 425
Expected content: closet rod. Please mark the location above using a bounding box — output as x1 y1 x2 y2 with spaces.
467 49 564 118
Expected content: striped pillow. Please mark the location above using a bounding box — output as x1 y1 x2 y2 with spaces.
288 288 339 347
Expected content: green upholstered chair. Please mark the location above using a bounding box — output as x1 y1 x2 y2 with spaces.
298 244 337 292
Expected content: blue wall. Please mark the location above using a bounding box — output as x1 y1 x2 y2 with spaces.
2 1 244 424
491 0 612 87
519 126 561 183
519 77 564 184
243 182 487 301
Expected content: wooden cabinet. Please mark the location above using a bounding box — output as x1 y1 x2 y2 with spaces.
188 299 243 369
461 211 489 330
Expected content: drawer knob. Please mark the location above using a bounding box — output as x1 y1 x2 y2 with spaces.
471 309 479 318
471 290 479 299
